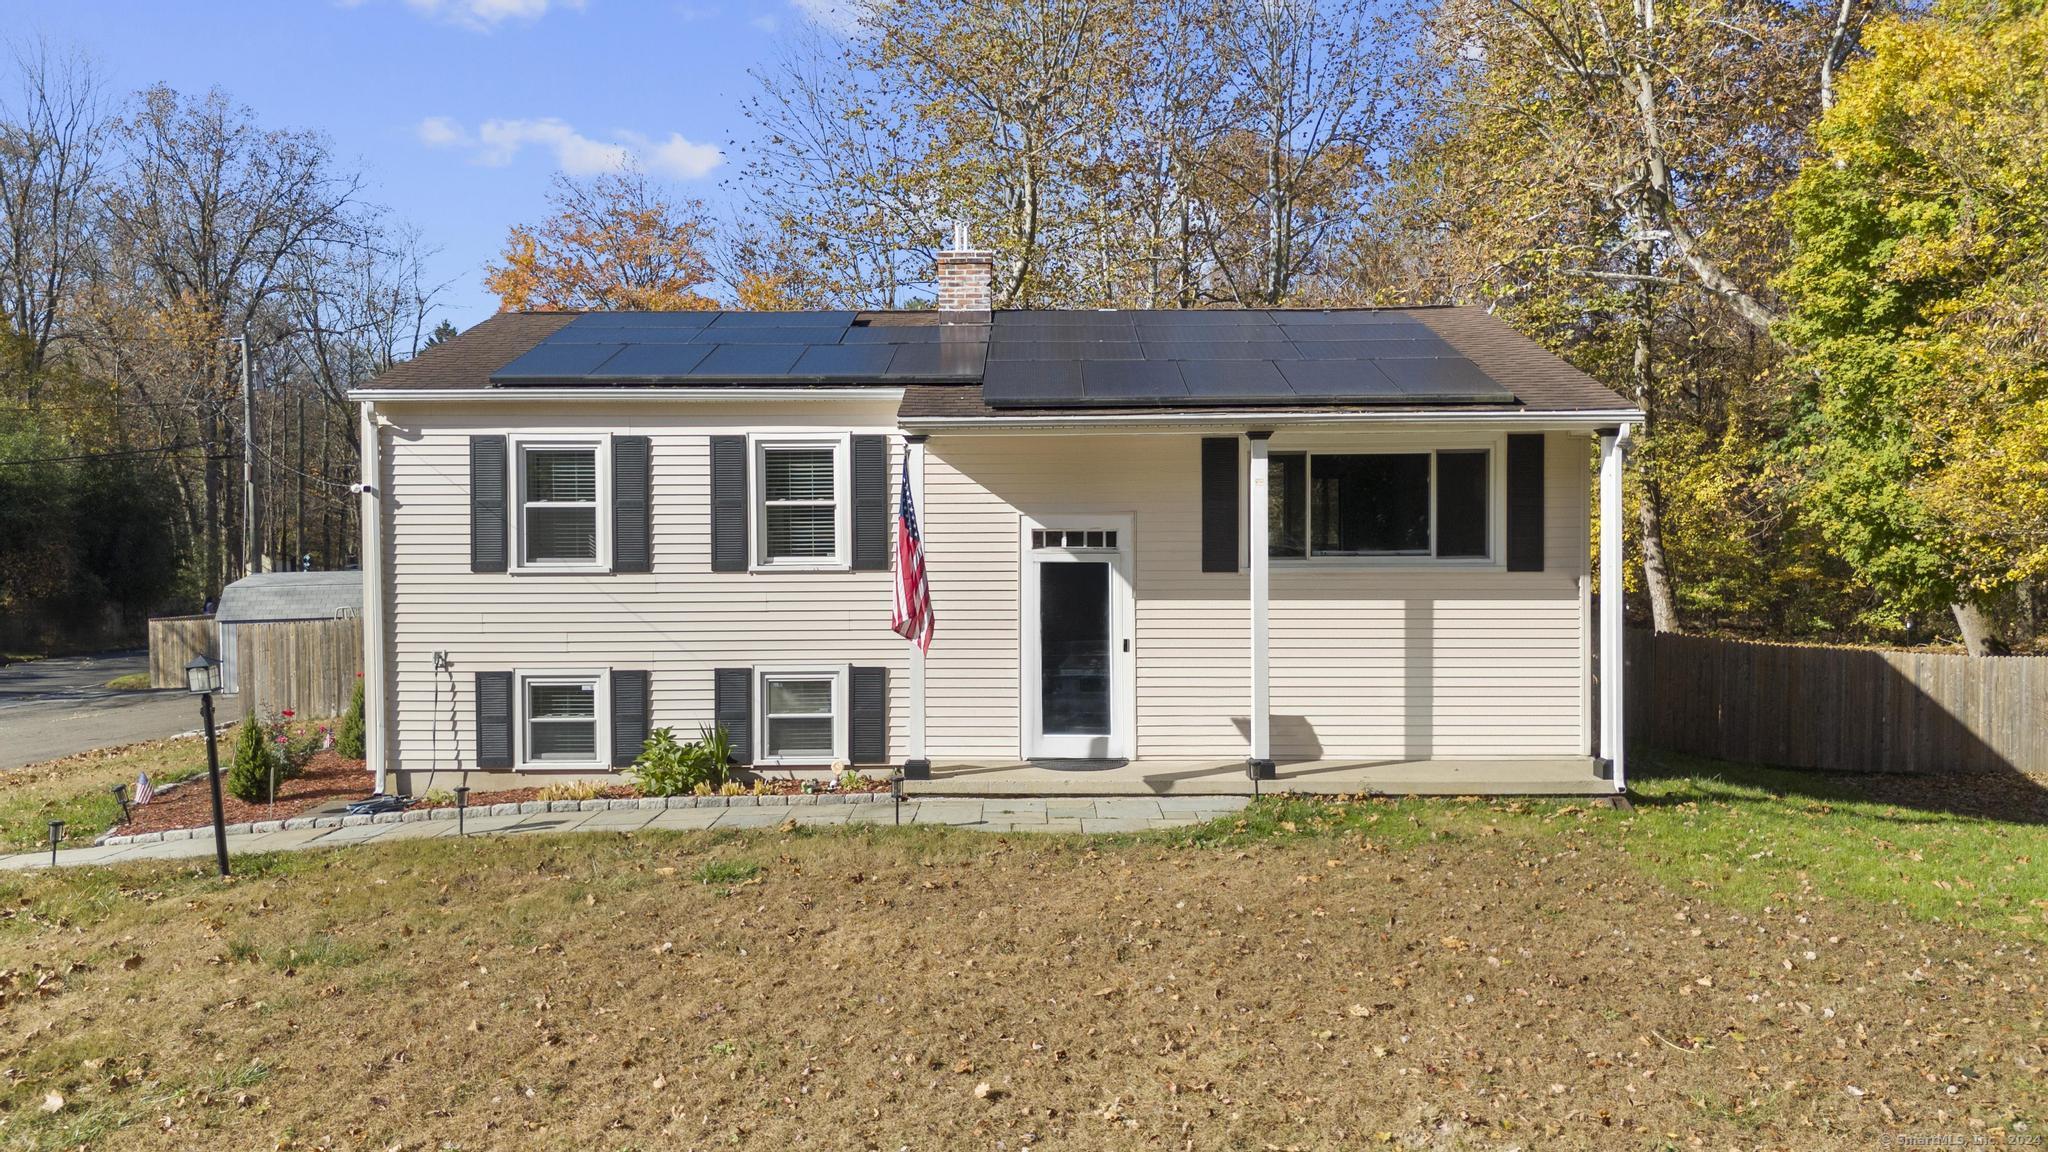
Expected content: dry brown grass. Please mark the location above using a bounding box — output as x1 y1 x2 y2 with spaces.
1 814 2042 1151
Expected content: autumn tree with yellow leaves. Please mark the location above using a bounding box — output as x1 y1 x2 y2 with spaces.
486 170 721 312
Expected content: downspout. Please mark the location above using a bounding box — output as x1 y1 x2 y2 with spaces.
359 401 388 795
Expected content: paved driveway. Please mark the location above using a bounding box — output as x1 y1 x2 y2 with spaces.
0 651 201 770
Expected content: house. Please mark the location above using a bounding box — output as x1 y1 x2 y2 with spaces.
348 245 1642 798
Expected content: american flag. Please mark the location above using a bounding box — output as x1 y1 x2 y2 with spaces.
133 771 156 805
891 455 934 652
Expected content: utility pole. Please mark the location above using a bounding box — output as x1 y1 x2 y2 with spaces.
236 332 259 577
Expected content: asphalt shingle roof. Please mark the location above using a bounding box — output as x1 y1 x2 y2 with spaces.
355 306 1633 419
215 572 363 624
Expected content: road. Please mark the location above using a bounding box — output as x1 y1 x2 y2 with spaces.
0 651 202 770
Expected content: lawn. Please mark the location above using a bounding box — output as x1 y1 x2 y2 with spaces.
1 755 2043 1150
0 736 213 851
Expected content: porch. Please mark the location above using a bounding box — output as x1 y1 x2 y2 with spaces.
902 756 1611 798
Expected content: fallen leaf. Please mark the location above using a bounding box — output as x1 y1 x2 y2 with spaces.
40 1092 63 1114
121 955 143 971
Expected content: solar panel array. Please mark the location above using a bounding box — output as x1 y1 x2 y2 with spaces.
489 308 1517 408
980 310 1516 408
490 311 989 385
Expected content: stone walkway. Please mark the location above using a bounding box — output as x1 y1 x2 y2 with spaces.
0 796 1249 871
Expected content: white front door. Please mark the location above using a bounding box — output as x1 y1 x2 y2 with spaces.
1022 516 1135 760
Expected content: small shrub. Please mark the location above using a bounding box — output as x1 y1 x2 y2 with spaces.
420 788 455 806
226 717 284 804
537 780 602 803
719 781 744 797
336 678 366 760
628 724 734 797
838 768 863 792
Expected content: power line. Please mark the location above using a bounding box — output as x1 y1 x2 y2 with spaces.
0 441 231 467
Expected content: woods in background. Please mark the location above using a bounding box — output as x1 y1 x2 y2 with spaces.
0 44 438 645
6 0 2038 655
701 0 2036 652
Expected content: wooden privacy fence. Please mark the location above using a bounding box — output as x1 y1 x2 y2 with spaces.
147 615 216 688
236 617 363 720
1625 631 2048 776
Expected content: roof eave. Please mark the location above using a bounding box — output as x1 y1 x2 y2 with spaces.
897 407 1646 433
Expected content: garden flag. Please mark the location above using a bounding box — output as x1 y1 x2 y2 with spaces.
133 771 155 805
891 456 934 652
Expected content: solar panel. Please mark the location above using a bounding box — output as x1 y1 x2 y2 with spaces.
1178 360 1295 399
988 340 1144 361
1082 361 1187 402
1375 358 1516 401
1273 360 1402 398
691 343 807 377
485 307 1514 403
589 343 715 379
492 341 628 381
708 310 856 329
1140 339 1299 361
789 344 898 377
1290 337 1446 360
983 359 1084 404
840 324 939 344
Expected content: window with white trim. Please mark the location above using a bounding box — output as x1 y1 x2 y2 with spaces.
754 436 848 568
517 437 609 568
1269 448 1491 560
757 668 843 763
520 671 606 768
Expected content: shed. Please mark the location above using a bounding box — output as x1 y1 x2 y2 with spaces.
215 572 363 717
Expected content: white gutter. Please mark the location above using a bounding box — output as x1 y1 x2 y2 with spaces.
358 401 388 795
348 386 908 404
902 408 1644 433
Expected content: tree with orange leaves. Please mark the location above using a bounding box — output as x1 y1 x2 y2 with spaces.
485 170 720 312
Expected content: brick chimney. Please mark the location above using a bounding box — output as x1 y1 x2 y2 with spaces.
935 222 994 314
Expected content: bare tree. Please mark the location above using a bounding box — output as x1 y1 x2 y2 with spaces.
0 40 108 382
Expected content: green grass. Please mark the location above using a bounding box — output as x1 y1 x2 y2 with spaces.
1173 749 2048 943
1618 754 2048 940
0 737 210 849
693 859 761 886
102 673 152 691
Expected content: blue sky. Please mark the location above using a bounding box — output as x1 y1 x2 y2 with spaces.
2 0 856 329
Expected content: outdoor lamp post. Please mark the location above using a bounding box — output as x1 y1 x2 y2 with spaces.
453 786 469 837
47 821 62 866
184 654 231 877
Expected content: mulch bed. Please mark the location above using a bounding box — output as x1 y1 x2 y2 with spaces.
111 750 373 838
115 764 895 835
409 774 891 811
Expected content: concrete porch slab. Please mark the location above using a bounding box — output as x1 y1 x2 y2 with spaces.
904 757 1610 798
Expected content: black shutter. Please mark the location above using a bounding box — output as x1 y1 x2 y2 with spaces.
710 436 747 572
475 671 513 769
612 436 651 573
1506 433 1546 572
610 670 649 767
470 436 508 573
714 667 752 765
1201 437 1239 573
850 434 889 571
848 666 887 765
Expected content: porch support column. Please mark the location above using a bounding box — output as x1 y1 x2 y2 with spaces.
359 401 387 795
1246 431 1274 779
903 434 931 780
1597 425 1632 792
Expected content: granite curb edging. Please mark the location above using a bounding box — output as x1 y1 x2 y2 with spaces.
96 791 895 846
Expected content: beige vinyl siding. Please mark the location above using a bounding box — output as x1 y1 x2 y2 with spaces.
375 397 907 789
925 435 1248 760
925 429 1588 763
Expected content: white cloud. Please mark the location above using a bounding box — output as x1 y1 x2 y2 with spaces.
418 116 724 180
750 12 781 32
788 0 867 34
395 0 584 30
